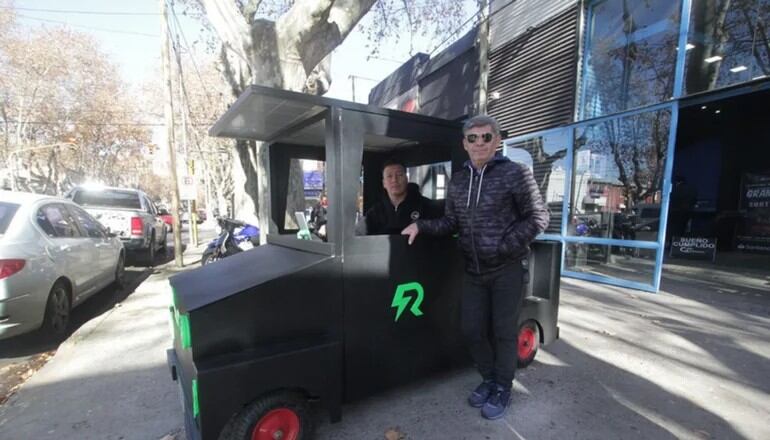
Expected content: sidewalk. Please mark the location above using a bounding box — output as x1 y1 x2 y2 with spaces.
0 244 208 440
0 246 768 440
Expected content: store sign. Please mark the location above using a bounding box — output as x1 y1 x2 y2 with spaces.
670 237 717 261
737 173 770 254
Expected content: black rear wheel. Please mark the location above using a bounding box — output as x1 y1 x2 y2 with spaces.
219 391 313 440
42 281 71 339
145 235 156 267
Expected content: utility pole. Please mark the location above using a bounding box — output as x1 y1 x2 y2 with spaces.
174 43 198 247
161 0 184 267
476 0 490 115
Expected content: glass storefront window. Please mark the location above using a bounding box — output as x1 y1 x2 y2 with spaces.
505 129 570 234
685 0 770 94
569 108 672 243
581 0 682 119
564 242 657 286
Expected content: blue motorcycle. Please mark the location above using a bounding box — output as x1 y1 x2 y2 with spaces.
201 217 260 265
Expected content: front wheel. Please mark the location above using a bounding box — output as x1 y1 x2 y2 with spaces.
219 391 313 440
517 320 540 368
201 249 219 266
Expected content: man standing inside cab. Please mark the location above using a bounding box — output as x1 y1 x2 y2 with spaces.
401 115 549 420
363 158 440 235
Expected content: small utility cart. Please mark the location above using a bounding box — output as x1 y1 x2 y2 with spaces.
166 86 561 440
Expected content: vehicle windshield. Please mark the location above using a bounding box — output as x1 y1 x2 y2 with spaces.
72 189 142 210
0 202 20 234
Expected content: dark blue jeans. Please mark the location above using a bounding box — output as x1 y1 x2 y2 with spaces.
461 262 524 388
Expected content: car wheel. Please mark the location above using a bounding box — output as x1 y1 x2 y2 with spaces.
517 320 540 368
159 231 168 254
145 235 156 267
219 391 313 440
42 281 71 339
113 253 126 289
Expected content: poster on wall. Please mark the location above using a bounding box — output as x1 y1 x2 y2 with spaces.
736 172 770 254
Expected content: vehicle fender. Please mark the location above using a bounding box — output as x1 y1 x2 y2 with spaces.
193 340 342 439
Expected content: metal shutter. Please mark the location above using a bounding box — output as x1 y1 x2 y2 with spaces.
488 5 580 138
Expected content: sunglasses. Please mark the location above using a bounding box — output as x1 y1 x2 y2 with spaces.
464 132 495 143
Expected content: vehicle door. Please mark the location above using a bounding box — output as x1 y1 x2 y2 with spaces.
66 204 116 289
36 203 97 301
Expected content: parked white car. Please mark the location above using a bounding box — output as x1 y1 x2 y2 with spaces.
0 191 125 340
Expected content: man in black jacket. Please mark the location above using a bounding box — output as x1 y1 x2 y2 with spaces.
402 115 549 420
363 159 440 235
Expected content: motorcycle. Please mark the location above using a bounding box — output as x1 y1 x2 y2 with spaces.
201 217 260 265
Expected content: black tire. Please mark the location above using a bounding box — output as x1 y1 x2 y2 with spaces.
113 253 126 289
145 235 156 267
41 281 71 339
219 391 313 440
159 231 168 254
517 320 540 368
201 250 217 266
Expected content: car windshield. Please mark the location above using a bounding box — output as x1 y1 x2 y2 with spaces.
72 189 142 210
0 202 20 234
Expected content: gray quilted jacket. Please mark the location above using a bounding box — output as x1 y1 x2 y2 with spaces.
416 154 549 275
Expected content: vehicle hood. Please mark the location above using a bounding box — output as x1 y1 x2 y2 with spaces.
169 244 332 313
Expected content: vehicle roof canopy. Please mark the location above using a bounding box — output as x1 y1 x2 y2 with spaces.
209 85 465 244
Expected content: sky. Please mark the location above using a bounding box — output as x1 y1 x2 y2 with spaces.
9 0 480 103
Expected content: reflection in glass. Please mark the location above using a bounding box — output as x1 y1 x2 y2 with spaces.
506 129 570 234
685 0 770 94
581 0 682 119
565 242 656 285
569 108 671 242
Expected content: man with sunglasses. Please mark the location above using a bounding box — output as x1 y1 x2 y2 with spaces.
402 115 549 420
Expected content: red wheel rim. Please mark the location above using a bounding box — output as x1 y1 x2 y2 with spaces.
252 408 300 440
518 325 537 360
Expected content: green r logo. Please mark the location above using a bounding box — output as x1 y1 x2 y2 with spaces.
391 282 425 322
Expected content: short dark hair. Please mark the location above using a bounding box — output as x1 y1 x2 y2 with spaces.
462 115 501 136
382 158 406 175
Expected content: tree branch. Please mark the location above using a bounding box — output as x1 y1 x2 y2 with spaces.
277 0 377 74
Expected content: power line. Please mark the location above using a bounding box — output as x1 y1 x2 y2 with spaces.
0 120 216 127
15 14 158 38
428 0 518 55
0 5 160 16
167 0 217 108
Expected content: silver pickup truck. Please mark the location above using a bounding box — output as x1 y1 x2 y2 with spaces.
66 186 169 265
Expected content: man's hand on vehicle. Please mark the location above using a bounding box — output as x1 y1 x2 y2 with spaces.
401 223 419 245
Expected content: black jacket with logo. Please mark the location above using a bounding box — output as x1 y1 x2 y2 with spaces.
365 184 442 235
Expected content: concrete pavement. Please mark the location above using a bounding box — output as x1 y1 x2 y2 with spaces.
0 245 768 440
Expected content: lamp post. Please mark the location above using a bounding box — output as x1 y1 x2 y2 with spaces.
6 142 78 191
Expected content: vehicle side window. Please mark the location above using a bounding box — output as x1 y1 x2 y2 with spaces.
37 204 81 238
66 205 107 239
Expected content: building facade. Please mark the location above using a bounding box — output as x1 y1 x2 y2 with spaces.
370 0 770 292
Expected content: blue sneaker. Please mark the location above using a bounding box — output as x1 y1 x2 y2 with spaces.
481 384 512 420
468 380 495 408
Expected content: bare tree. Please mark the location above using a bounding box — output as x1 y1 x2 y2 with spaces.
186 0 471 233
0 16 153 194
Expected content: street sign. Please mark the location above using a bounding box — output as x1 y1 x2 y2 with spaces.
179 175 197 201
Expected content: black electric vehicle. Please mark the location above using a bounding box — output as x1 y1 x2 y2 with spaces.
166 86 561 440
